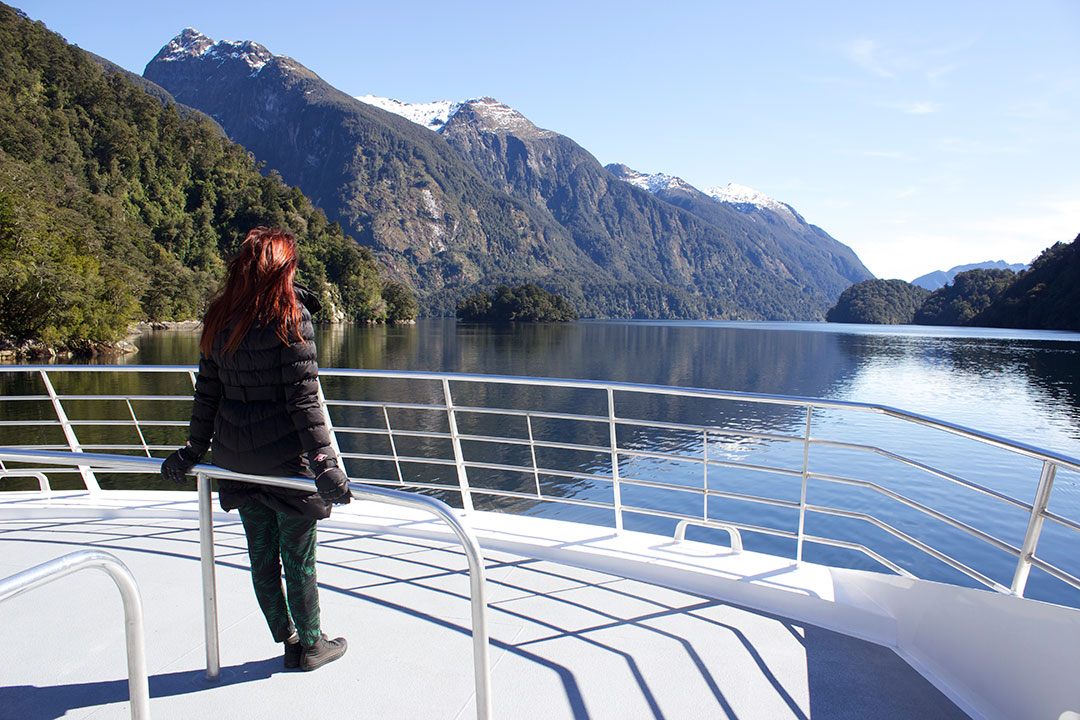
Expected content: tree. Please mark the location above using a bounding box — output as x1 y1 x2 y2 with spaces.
382 280 419 323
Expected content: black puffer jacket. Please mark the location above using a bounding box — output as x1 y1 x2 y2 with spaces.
187 284 337 519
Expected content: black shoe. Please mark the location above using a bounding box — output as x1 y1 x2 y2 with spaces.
300 633 347 672
284 633 302 669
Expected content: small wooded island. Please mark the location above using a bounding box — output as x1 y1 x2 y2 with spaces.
456 284 578 322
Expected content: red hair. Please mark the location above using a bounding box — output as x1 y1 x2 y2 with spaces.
200 227 303 355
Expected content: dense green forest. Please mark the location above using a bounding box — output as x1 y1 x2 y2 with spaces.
0 5 414 349
456 284 578 322
912 269 1015 325
826 234 1080 331
825 279 930 324
973 234 1080 331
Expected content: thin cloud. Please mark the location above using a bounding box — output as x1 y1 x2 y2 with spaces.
937 138 1022 154
926 64 957 85
847 38 971 84
899 101 938 114
848 39 893 78
862 150 906 159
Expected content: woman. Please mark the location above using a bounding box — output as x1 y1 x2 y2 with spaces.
161 226 351 672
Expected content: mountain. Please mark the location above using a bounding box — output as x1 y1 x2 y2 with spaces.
605 165 873 299
973 234 1080 331
367 94 870 305
366 95 836 318
144 32 860 320
144 31 589 315
912 260 1028 291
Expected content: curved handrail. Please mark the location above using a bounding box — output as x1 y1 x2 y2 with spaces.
0 448 493 720
0 469 51 492
0 549 150 720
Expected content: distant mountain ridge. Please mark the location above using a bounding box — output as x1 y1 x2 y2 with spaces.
912 261 1029 290
146 33 872 318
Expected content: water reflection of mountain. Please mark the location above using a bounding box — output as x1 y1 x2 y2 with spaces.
329 320 858 396
835 332 1080 423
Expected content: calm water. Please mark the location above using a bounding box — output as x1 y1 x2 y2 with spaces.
9 319 1080 606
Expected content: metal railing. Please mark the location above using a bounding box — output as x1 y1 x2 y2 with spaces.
0 549 150 720
0 448 493 720
2 364 1079 605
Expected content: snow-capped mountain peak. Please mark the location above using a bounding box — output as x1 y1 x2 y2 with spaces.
704 183 800 222
356 96 462 132
458 97 552 137
151 29 273 76
606 164 697 194
154 28 215 62
356 95 555 138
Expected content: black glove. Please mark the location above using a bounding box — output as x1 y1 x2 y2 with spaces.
311 452 351 505
161 442 205 485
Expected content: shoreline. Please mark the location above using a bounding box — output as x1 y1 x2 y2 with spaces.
0 320 203 362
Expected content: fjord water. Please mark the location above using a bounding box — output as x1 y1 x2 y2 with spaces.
17 319 1080 607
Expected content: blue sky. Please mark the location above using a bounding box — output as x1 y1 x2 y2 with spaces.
14 0 1080 281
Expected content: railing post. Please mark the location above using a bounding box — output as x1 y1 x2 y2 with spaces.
527 414 542 498
443 379 475 513
197 471 221 680
607 388 624 533
1011 461 1058 596
702 429 709 521
126 399 152 458
383 406 405 485
796 406 813 563
316 379 343 461
39 369 100 491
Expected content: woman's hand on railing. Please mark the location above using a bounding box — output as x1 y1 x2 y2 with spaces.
311 452 352 505
161 442 204 485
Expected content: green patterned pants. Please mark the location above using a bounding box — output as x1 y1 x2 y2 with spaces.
238 502 321 647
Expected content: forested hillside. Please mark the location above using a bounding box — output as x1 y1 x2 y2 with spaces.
974 234 1080 331
913 269 1015 326
825 234 1079 330
0 5 412 349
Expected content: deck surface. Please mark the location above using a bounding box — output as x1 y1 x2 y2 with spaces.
0 495 969 719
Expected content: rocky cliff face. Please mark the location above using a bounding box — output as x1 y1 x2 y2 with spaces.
439 99 829 317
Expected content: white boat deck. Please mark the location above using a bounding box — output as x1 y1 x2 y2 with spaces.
0 491 971 719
